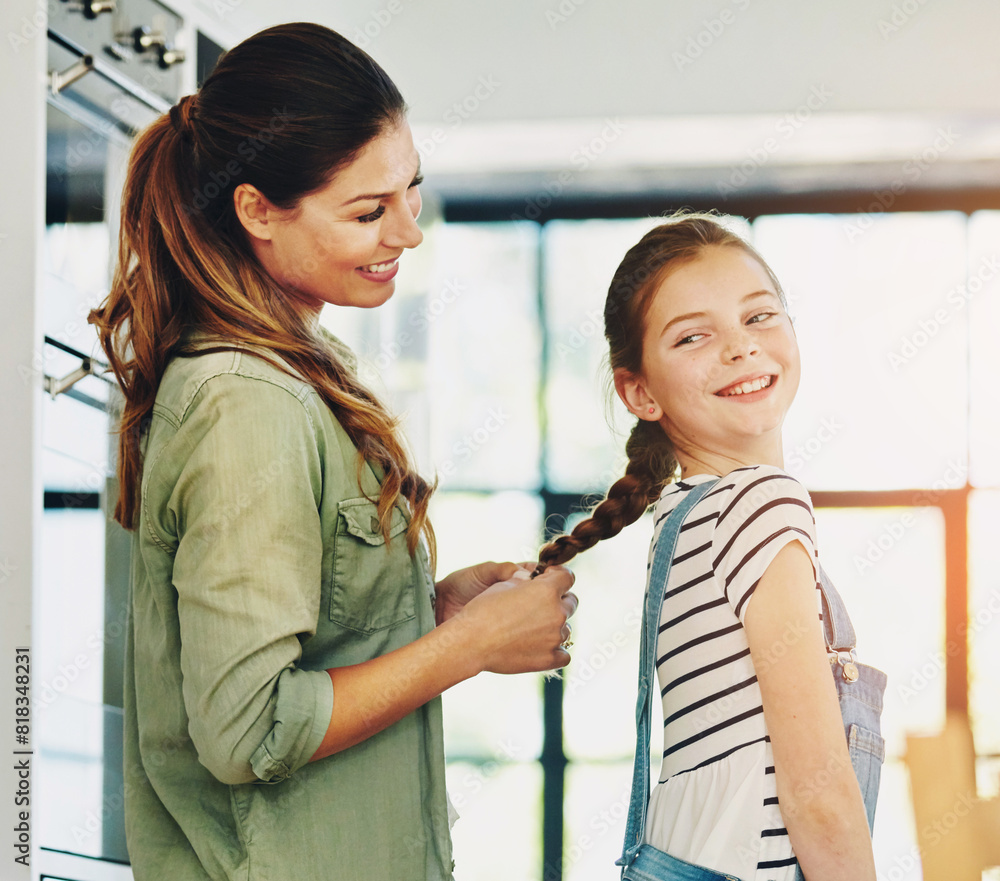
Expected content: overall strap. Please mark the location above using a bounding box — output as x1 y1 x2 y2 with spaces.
617 479 719 871
817 565 856 652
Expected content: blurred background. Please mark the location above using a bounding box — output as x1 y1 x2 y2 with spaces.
3 1 1000 879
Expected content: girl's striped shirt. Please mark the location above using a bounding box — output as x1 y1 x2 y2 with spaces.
642 465 822 881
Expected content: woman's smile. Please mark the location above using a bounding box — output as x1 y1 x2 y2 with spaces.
242 121 423 316
356 257 401 283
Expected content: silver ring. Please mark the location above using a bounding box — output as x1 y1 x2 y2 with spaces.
559 624 573 650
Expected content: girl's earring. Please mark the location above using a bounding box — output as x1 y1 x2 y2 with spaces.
648 406 656 414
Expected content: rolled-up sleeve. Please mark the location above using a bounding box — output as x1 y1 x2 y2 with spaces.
146 372 333 785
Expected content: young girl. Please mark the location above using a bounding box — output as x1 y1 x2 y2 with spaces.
536 215 884 881
89 23 576 881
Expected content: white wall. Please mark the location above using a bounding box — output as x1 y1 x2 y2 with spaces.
182 0 1000 198
215 0 1000 120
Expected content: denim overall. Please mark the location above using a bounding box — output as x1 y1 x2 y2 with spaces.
616 480 887 881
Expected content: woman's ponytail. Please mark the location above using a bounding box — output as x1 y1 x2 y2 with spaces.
90 112 199 527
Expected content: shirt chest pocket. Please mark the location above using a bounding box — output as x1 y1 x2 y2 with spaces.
329 498 416 633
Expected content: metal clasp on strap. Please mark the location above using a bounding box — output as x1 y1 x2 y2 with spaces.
830 649 860 683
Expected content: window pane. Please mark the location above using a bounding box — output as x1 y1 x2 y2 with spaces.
543 218 661 493
968 211 1000 489
563 513 652 761
37 508 106 709
42 394 110 492
813 506 946 755
431 490 545 591
563 762 632 881
754 213 968 490
433 491 544 877
426 222 541 490
45 222 110 356
447 762 541 881
434 491 546 759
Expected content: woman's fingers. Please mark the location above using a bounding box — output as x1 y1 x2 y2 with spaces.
464 565 579 674
533 563 576 594
561 590 579 618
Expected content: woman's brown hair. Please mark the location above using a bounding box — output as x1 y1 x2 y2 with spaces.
537 213 785 570
89 22 435 560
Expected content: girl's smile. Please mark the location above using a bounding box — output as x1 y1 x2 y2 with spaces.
714 372 776 399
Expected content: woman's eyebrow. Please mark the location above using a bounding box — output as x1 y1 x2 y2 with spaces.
340 159 423 207
342 190 392 206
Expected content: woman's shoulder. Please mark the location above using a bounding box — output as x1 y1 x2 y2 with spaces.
155 339 317 426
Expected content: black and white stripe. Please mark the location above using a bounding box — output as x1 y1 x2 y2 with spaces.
645 465 821 881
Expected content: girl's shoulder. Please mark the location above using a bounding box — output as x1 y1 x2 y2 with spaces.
656 464 813 521
711 465 815 530
715 463 812 504
658 463 808 496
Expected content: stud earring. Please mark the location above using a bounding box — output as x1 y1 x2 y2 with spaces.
648 406 656 414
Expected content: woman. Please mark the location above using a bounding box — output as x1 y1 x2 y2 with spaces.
89 23 577 881
535 215 884 881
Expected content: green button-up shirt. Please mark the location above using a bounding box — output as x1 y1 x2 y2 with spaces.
122 339 454 880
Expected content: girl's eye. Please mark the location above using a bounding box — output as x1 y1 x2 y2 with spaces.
675 333 705 347
409 174 424 189
748 311 777 325
357 205 386 224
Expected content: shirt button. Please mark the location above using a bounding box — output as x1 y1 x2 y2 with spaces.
370 515 380 532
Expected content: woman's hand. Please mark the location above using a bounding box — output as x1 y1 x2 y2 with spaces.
311 563 578 760
434 560 531 625
455 565 578 675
